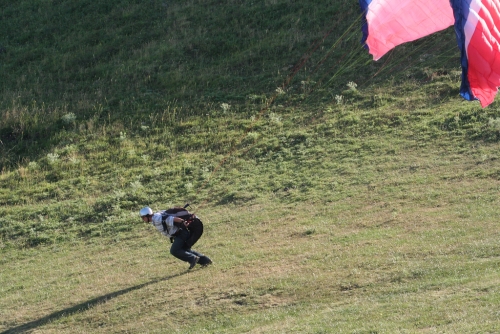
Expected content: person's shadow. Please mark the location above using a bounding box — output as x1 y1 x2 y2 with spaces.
1 272 186 334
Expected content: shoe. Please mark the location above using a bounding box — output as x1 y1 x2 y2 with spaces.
188 256 199 270
201 259 213 268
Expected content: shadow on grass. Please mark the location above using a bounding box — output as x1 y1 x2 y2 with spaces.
1 272 187 334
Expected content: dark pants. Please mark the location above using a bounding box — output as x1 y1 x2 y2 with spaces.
170 229 211 265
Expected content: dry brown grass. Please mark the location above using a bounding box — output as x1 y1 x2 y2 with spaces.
3 181 500 332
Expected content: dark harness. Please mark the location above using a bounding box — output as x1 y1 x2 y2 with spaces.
160 217 176 243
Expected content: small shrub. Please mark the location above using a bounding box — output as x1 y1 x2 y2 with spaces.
28 161 39 170
221 103 231 113
61 113 76 125
46 153 60 164
335 95 344 105
346 81 357 91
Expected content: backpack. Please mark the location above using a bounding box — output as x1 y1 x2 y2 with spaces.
161 207 204 248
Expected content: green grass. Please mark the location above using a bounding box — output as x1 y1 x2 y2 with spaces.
2 0 500 332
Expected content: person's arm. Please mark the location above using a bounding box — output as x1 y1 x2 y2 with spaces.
172 216 191 228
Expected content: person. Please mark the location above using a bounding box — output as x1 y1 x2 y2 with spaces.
139 206 212 270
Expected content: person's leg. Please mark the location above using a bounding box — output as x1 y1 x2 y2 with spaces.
188 249 212 265
170 230 198 263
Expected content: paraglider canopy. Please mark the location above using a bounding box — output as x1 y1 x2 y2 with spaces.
360 0 500 108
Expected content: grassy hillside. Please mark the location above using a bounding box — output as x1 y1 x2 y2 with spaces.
2 0 500 333
0 0 360 166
